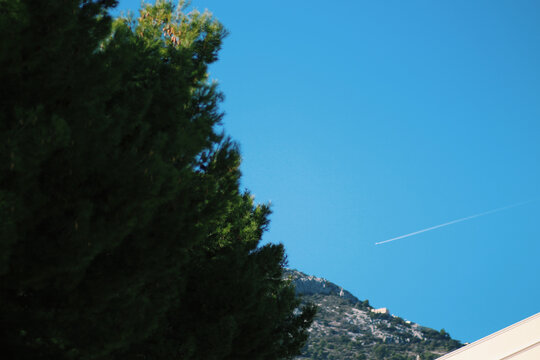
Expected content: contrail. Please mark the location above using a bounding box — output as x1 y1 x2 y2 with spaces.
375 200 532 245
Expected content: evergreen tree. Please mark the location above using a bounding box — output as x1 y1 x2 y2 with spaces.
0 1 315 359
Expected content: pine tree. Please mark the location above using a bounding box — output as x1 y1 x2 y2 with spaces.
0 1 315 359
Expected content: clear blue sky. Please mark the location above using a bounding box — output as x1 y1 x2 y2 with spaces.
115 0 540 343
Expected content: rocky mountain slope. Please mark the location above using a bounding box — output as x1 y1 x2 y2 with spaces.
287 270 462 360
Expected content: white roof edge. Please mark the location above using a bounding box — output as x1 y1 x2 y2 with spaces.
437 312 540 360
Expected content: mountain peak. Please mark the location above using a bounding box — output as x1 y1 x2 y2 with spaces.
286 269 462 360
286 269 360 304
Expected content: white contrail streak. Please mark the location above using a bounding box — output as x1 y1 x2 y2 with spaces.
375 200 532 245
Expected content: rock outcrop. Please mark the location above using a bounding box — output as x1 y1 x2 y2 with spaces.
287 270 359 303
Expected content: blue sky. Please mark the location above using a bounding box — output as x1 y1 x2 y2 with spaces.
115 1 540 343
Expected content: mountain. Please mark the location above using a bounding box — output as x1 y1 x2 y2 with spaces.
287 270 462 360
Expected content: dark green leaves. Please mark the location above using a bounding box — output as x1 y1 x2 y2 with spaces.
0 1 313 359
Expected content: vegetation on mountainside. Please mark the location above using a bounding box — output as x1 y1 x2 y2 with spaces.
0 1 315 359
288 271 462 360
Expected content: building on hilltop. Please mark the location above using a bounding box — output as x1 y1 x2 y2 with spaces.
371 307 390 315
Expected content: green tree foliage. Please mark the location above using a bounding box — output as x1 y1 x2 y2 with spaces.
421 352 438 360
373 344 391 360
0 1 315 359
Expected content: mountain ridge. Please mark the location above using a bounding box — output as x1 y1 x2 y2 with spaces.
286 269 462 360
